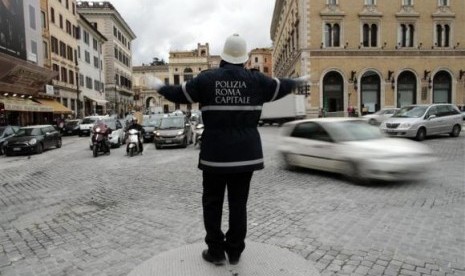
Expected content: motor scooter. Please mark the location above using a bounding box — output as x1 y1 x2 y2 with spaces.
91 125 110 157
194 123 204 147
126 129 142 157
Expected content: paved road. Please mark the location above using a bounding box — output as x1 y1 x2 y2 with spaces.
0 128 464 276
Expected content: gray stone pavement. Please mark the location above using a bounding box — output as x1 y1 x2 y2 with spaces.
0 127 464 276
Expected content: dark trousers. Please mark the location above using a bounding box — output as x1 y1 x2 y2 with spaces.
202 171 253 257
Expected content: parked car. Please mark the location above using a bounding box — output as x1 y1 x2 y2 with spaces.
63 119 81 136
141 115 162 143
4 125 62 156
154 115 193 149
380 104 462 141
0 125 20 155
278 118 435 183
362 108 399 125
88 118 125 148
79 115 108 136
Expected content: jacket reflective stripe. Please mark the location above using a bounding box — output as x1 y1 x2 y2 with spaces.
200 158 264 167
270 78 281 101
201 105 263 111
182 82 194 103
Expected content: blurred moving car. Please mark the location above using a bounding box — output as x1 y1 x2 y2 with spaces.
380 104 462 141
278 118 435 183
362 108 399 125
141 115 162 143
0 125 20 155
154 115 193 149
63 119 81 136
79 115 108 136
4 125 62 156
88 118 125 148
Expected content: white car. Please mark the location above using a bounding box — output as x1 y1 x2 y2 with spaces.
89 118 125 149
278 118 435 183
362 108 399 125
79 115 108 136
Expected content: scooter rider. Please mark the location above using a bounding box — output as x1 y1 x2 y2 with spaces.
126 117 144 154
93 119 112 150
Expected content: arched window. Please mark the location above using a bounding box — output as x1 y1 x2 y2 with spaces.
322 72 344 113
184 68 193 82
397 71 417 107
433 71 452 103
360 71 381 114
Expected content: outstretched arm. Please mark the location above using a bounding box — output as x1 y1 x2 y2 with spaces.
145 76 194 104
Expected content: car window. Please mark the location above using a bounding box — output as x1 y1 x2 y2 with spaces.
3 127 13 136
82 118 96 124
16 128 42 136
427 106 438 118
385 109 397 115
103 120 117 129
325 121 383 142
159 117 185 129
291 122 332 142
44 126 55 133
393 106 428 118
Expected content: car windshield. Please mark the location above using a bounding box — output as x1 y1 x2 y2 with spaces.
143 119 161 127
392 106 427 118
103 120 116 129
15 128 42 136
82 118 97 124
159 117 184 129
325 121 383 142
65 120 79 126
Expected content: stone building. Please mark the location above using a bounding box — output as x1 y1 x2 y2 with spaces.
77 1 136 118
133 43 221 114
246 48 273 77
271 0 465 117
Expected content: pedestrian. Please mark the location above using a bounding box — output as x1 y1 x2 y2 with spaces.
146 34 309 266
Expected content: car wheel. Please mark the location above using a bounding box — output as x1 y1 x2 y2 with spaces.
56 138 62 148
346 161 369 185
415 127 426 141
280 152 297 171
155 143 161 149
35 143 43 154
129 147 134 157
368 119 376 125
450 124 461 137
93 145 98 157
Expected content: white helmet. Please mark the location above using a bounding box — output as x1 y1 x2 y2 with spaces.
220 34 249 64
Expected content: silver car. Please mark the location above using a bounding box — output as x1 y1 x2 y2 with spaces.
380 104 462 141
362 108 399 125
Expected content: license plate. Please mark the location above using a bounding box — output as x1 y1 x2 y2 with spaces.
13 147 21 151
67 131 72 134
385 129 397 133
165 139 172 143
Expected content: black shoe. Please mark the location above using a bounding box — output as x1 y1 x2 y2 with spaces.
201 250 225 266
226 252 240 265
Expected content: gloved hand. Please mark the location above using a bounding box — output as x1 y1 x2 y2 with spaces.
145 75 165 90
293 74 311 85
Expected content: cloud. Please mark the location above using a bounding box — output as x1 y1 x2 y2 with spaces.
106 0 275 65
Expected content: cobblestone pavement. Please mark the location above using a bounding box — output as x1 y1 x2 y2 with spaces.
0 128 463 276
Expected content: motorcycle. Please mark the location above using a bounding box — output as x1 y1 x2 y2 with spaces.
194 123 204 147
91 125 110 157
126 129 142 157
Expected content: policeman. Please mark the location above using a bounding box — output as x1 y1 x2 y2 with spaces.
147 34 309 266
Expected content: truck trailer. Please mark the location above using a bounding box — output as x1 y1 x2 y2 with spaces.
259 94 306 126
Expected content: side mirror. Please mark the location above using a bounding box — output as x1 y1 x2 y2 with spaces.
428 114 437 120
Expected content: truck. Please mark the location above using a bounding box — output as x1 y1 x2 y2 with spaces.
259 94 306 126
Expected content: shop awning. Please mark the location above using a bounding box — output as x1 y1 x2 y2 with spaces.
0 96 53 112
34 98 73 114
84 96 108 106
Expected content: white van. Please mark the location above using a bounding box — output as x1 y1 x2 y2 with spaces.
78 115 108 136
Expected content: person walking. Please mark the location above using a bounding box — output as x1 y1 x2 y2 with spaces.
146 34 309 266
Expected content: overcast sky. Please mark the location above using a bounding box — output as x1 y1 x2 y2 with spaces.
106 0 276 66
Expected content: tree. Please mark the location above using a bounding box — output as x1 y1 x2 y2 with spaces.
150 57 166 66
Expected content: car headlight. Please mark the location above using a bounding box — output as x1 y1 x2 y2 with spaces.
95 127 101 132
154 131 160 136
3 141 8 146
29 138 37 145
399 123 412 128
177 131 184 136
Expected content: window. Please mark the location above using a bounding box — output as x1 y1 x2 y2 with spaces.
84 51 90 63
94 80 100 91
31 40 37 60
83 31 89 44
438 0 449 6
65 0 69 9
77 46 80 59
113 26 117 37
69 70 74 85
324 23 341 47
400 24 415 47
79 74 84 86
29 5 36 30
86 76 93 89
51 36 58 54
365 0 376 5
66 20 71 35
41 11 46 29
362 23 378 47
72 3 75 15
435 24 450 47
67 46 73 61
93 56 99 68
291 122 332 142
403 0 413 5
53 64 59 80
50 8 55 23
43 41 48 59
59 14 63 29
327 0 337 4
61 67 67 83
59 41 66 58
93 38 98 50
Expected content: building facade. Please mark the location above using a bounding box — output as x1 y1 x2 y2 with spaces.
47 0 80 114
77 1 136 118
271 0 465 117
133 43 221 114
246 48 273 77
77 13 107 116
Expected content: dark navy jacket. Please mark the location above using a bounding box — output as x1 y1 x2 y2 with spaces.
158 63 299 173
